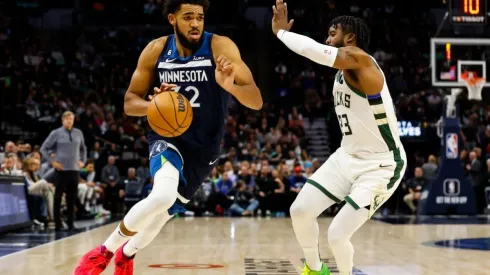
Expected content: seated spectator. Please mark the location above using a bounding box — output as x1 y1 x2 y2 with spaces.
421 155 438 180
290 166 307 193
223 161 237 183
271 169 286 215
125 167 141 184
101 156 124 214
136 158 151 184
0 153 23 176
229 181 259 216
39 152 55 178
403 167 426 213
207 172 234 215
78 160 108 215
269 144 283 166
101 155 120 185
238 162 255 190
255 165 280 216
23 157 54 224
208 167 221 184
123 167 144 211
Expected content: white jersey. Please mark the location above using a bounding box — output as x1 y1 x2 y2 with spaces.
332 57 402 155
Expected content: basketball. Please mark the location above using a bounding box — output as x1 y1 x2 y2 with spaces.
147 91 193 137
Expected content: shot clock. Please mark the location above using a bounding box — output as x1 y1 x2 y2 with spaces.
449 0 488 25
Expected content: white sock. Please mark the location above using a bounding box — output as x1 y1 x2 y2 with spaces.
290 184 336 271
328 203 368 275
103 223 131 253
123 212 173 257
102 162 179 253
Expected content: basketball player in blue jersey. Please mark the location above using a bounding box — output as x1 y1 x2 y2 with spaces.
73 0 262 274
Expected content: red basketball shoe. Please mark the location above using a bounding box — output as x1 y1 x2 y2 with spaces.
73 245 113 275
114 244 134 275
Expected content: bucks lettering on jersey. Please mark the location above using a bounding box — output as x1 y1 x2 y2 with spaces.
148 32 229 152
333 57 401 154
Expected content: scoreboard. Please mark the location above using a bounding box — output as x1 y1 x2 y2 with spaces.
449 0 488 25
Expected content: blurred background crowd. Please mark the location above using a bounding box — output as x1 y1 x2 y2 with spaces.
1 0 490 230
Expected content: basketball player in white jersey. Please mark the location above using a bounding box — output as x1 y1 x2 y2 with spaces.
272 1 407 274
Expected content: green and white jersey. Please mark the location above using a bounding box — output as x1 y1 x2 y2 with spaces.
332 57 402 155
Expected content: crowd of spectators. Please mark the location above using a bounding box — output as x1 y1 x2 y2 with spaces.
1 0 490 229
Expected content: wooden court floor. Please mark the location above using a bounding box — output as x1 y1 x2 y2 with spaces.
0 217 489 275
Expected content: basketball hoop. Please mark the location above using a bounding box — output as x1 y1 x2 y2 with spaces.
461 71 486 101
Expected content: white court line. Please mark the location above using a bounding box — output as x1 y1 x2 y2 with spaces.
0 220 119 260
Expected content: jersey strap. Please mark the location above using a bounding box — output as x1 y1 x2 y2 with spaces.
367 93 396 151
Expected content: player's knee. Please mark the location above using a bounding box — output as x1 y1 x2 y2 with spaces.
290 198 312 220
145 163 180 212
327 223 346 247
145 186 177 212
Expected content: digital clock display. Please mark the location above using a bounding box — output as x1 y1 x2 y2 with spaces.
450 0 487 25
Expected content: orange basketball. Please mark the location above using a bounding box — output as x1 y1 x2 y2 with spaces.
147 91 193 137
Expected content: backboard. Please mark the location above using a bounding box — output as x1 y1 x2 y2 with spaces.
430 38 490 87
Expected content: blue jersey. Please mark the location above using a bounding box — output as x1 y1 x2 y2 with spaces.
147 32 229 155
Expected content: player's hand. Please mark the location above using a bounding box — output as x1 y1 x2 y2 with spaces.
272 0 294 35
215 55 235 93
149 82 177 100
78 160 84 168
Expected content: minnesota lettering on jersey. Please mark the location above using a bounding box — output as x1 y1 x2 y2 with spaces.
159 70 209 83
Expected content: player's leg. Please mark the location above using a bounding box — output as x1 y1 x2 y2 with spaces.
103 161 179 252
115 161 212 263
122 212 173 257
290 150 350 273
327 201 369 275
328 149 407 275
74 147 181 275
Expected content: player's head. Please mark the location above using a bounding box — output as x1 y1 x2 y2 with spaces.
165 0 210 51
326 16 370 52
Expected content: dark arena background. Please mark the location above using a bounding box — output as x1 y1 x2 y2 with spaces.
1 0 490 274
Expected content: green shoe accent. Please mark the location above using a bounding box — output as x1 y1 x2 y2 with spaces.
300 262 330 275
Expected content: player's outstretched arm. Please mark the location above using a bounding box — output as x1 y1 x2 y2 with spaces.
124 38 165 117
212 35 263 110
276 30 371 70
272 0 371 70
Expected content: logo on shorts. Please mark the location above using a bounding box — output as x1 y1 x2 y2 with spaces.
443 179 460 196
446 133 458 159
372 194 383 211
150 141 168 159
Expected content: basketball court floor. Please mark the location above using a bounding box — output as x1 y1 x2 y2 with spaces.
0 216 489 275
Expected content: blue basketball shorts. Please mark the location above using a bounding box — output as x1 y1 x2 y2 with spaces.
148 140 218 215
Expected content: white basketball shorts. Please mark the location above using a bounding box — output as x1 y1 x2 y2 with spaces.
308 146 407 218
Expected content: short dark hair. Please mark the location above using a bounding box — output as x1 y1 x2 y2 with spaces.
164 0 210 16
329 16 370 52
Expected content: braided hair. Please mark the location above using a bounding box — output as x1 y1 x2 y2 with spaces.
329 16 370 52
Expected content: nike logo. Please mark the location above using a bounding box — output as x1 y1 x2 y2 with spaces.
209 158 219 165
166 58 176 62
379 164 392 168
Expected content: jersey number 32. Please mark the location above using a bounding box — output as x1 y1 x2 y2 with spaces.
174 86 200 108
